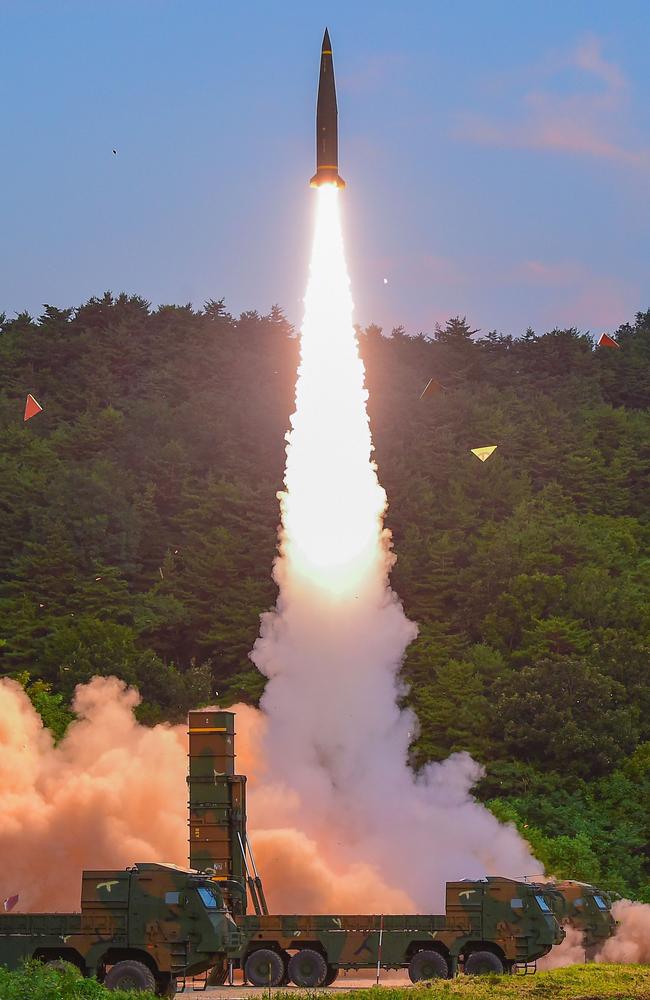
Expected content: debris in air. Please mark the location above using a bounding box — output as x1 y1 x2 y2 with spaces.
471 445 497 462
112 149 117 155
3 895 18 913
419 378 445 399
24 394 42 421
597 332 620 349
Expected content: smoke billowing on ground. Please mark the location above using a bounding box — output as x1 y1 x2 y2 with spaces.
2 676 649 967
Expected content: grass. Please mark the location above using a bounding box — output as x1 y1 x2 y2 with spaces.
0 961 156 999
1 964 648 999
276 966 650 1000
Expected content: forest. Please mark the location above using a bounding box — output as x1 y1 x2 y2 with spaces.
0 294 648 901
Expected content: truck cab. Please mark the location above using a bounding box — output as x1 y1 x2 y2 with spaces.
448 877 565 972
0 863 241 995
549 880 617 956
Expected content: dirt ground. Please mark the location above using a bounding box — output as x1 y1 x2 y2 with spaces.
183 972 411 996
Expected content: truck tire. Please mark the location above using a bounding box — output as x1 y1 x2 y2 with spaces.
464 950 504 975
245 949 285 987
408 949 450 982
288 949 328 987
104 960 157 992
323 964 339 986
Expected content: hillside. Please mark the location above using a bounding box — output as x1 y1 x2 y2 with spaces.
0 295 649 899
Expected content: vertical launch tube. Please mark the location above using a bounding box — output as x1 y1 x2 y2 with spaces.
187 711 249 907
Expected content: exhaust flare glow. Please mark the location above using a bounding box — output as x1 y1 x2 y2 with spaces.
280 185 387 598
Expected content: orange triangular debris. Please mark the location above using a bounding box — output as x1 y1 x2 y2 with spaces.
597 333 620 349
471 445 497 462
419 378 445 399
24 394 42 421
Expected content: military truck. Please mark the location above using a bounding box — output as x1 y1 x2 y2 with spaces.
188 711 565 984
0 862 241 995
226 877 564 985
536 880 617 958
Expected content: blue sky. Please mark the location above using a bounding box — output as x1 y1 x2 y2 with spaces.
2 0 649 336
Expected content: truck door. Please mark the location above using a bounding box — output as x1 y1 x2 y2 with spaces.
445 882 483 938
128 875 184 948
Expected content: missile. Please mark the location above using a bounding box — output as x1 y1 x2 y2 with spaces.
310 29 345 189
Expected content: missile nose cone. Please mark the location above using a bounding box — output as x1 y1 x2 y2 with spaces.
322 28 331 52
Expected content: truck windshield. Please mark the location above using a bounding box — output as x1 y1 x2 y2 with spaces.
197 886 222 910
593 895 609 911
534 894 552 912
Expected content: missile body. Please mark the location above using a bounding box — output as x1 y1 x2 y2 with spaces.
310 29 345 189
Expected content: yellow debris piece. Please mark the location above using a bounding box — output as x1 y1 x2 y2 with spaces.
471 445 497 462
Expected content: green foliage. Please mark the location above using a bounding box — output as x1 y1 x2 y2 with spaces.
1 294 649 897
276 965 650 998
13 672 74 741
0 960 156 999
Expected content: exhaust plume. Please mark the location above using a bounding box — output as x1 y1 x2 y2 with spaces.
597 900 650 964
250 185 536 910
0 682 408 914
537 926 587 969
0 676 187 911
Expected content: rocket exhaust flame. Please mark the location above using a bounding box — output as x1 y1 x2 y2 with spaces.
250 182 537 910
279 185 386 598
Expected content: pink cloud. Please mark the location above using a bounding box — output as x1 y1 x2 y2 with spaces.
573 34 625 93
456 35 650 168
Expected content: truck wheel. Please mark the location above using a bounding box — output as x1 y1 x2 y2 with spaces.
464 951 504 975
408 949 450 982
323 964 339 986
245 949 285 987
104 960 157 992
288 949 328 987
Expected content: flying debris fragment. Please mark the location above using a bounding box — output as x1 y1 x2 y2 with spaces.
419 378 445 399
112 149 117 155
23 394 42 421
3 895 18 913
471 445 497 462
597 332 620 349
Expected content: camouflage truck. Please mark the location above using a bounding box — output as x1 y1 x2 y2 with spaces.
0 862 240 994
224 877 564 985
188 711 564 985
537 880 617 958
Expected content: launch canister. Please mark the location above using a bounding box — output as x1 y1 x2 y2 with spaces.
310 28 345 189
